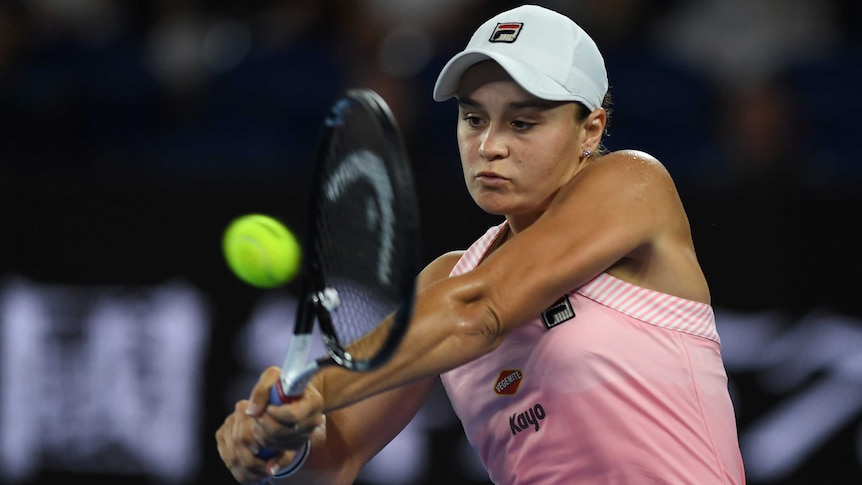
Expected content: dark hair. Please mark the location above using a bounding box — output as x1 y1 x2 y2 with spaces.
574 90 613 155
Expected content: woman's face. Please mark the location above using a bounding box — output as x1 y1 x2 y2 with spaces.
456 61 587 220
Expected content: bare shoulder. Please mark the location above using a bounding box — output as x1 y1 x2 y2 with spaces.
575 150 707 302
559 149 680 210
589 149 674 183
416 250 464 291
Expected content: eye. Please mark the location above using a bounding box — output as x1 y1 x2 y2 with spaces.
511 120 536 131
463 114 484 128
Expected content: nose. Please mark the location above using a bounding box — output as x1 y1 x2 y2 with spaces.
478 126 508 160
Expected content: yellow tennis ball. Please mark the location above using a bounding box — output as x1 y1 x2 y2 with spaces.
222 214 301 288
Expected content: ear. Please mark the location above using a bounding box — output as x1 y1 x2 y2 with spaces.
583 108 606 152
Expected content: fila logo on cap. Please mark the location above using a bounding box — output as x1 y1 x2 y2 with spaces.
489 22 523 43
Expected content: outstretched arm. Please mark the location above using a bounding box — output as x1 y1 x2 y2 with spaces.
216 251 463 484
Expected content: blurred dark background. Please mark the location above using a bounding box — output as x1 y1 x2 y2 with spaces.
1 0 860 484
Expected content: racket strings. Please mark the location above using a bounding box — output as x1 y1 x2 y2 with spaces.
310 100 415 365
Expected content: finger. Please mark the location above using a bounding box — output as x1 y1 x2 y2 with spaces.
263 383 324 428
251 414 306 451
246 366 281 416
263 444 308 480
231 402 288 468
230 402 263 458
257 385 325 451
217 411 269 483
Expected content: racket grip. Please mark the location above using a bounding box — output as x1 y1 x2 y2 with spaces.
269 380 302 405
255 381 301 460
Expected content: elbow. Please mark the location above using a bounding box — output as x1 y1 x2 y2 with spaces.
454 300 507 357
419 275 510 365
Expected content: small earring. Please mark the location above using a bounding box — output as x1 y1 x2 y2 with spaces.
582 149 592 158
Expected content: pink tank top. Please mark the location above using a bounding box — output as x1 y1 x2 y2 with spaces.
441 222 745 484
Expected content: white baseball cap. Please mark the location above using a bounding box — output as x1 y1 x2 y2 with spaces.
433 4 608 111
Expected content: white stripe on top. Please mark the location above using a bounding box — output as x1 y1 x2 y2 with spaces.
578 273 719 343
451 221 720 343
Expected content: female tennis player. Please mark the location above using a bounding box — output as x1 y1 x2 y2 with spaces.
216 5 745 484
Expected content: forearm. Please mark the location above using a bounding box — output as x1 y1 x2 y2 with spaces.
274 379 436 483
270 413 359 485
318 278 502 412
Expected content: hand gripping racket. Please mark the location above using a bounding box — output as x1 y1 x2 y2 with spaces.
256 88 421 459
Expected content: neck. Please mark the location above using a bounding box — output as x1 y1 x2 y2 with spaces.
505 212 540 236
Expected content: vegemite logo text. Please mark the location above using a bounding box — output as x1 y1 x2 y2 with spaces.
495 369 523 395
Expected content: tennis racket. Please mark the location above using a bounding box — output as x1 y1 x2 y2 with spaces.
256 88 421 459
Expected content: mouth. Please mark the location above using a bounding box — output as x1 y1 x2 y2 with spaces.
475 171 509 185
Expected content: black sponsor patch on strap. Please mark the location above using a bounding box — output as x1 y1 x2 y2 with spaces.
541 295 575 329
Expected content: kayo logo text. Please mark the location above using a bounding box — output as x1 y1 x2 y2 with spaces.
510 403 545 435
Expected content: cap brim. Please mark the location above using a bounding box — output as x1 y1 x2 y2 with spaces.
433 49 574 103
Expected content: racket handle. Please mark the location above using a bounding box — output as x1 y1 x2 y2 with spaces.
255 380 301 460
270 379 303 404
